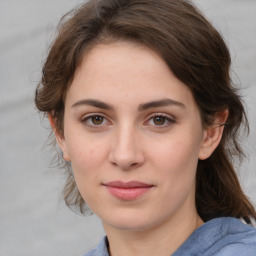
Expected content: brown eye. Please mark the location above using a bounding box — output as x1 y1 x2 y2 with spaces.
82 114 111 129
91 116 104 125
153 116 166 125
146 114 175 128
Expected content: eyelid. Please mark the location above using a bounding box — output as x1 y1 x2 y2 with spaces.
81 112 112 128
146 112 176 120
145 112 176 127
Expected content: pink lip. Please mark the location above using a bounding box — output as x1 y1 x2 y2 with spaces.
103 181 153 200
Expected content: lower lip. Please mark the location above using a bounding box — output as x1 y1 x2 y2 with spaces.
105 186 152 200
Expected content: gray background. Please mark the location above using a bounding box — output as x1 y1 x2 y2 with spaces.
0 0 255 255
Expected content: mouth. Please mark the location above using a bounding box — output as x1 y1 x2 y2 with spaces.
103 181 154 200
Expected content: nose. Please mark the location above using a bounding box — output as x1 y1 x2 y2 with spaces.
108 125 145 170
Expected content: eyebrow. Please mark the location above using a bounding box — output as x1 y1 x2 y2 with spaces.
71 98 185 111
71 99 114 110
138 98 185 111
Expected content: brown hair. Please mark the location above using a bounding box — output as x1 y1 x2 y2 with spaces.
35 0 256 223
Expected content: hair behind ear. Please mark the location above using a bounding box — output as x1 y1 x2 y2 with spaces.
196 145 256 224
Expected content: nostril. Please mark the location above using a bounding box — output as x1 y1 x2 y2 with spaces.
108 135 145 169
111 162 118 167
110 159 143 171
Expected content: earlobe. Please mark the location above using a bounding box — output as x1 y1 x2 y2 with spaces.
48 114 71 162
198 109 228 160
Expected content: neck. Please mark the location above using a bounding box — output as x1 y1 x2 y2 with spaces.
103 209 203 256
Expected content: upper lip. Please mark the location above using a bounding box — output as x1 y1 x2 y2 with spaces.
103 181 153 188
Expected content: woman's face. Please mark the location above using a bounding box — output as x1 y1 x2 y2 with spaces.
58 42 209 231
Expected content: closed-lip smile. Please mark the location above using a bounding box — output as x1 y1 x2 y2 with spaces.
103 180 154 200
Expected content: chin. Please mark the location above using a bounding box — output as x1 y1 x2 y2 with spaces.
109 220 151 231
102 210 159 231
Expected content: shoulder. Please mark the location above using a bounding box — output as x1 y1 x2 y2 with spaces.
173 217 256 256
82 237 109 256
210 218 256 256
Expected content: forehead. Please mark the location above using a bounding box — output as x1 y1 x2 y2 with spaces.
66 41 196 110
79 41 167 81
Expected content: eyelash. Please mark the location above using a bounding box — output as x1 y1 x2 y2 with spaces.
81 113 176 129
81 113 110 128
146 113 176 128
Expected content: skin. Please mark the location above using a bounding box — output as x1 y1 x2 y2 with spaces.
53 41 227 256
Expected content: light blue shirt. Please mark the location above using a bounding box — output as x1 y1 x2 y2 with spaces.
83 217 256 256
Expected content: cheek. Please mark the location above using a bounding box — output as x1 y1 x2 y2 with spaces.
149 134 201 172
67 140 106 202
65 131 107 177
153 138 199 198
71 145 103 170
146 133 202 199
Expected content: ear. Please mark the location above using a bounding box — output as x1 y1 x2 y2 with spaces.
199 109 229 160
48 114 71 162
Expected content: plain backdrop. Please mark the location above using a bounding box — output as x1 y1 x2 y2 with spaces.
0 0 255 255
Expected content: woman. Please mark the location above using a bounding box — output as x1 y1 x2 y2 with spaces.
35 0 256 255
